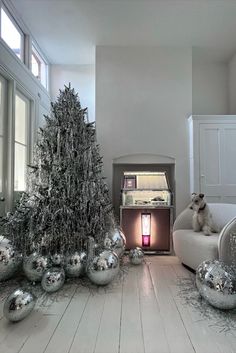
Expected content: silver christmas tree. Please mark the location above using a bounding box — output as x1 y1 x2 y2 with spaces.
1 85 116 255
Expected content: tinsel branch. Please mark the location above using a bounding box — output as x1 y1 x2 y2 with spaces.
1 85 117 255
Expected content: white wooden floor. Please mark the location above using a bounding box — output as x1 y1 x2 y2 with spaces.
0 256 236 353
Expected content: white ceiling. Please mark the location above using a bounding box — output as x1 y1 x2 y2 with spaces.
10 0 236 65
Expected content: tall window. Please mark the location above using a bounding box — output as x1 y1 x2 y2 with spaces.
31 44 48 89
0 77 5 194
14 92 29 191
0 7 24 61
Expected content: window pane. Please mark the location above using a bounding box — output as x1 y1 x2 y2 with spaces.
41 60 47 88
31 53 39 78
1 8 22 60
0 137 3 192
15 94 26 144
31 45 47 88
0 80 3 134
14 143 26 191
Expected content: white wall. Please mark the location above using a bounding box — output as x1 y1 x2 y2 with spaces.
229 53 236 114
50 65 95 122
96 46 192 215
192 62 228 115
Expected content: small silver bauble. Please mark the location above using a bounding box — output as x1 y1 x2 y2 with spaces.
196 259 236 310
0 241 22 281
23 253 51 282
108 228 126 258
51 253 64 266
41 267 65 293
64 251 87 278
129 247 144 265
3 289 36 322
87 250 119 286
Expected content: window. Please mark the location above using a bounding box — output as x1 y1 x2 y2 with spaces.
0 5 49 90
0 7 23 61
31 44 48 88
0 76 5 194
14 92 29 191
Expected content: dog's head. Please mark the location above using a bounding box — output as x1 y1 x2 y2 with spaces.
189 193 205 212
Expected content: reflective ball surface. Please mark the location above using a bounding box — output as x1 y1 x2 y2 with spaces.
64 251 87 278
0 242 22 281
87 250 119 286
129 247 144 265
3 289 36 322
51 253 64 266
23 253 51 282
108 229 126 258
196 260 236 310
41 267 65 293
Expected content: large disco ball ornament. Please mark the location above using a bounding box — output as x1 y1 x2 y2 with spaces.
23 253 51 282
129 247 144 265
64 251 87 278
41 267 65 293
87 250 119 286
108 229 126 258
3 289 36 322
0 242 22 281
196 259 236 310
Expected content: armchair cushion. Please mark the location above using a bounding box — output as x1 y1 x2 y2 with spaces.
173 203 236 270
173 230 219 270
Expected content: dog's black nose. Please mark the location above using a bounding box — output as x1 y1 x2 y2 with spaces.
194 200 198 204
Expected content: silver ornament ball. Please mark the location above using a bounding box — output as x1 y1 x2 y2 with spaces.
87 250 119 286
64 251 87 278
108 228 126 258
129 247 144 265
4 289 36 322
196 259 236 310
41 267 65 293
23 253 51 282
51 253 64 266
0 241 22 281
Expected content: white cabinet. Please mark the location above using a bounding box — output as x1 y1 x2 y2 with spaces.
189 115 236 203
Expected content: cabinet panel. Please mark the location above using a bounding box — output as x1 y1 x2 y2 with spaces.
222 127 236 185
200 125 220 185
189 115 236 203
120 207 171 252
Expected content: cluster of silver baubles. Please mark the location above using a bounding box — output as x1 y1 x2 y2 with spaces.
0 228 126 322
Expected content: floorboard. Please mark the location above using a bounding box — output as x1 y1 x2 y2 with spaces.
149 262 196 353
119 264 145 353
0 256 235 353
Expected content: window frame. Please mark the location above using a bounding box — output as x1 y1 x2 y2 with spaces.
14 89 31 193
0 4 25 62
31 42 48 89
0 1 49 92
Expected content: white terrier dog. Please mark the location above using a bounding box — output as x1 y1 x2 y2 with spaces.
189 193 216 236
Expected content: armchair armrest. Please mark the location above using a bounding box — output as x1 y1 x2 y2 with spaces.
218 216 236 266
173 207 193 232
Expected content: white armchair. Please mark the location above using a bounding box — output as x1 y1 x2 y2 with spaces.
173 203 236 270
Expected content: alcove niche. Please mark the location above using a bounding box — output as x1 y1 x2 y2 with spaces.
112 154 176 220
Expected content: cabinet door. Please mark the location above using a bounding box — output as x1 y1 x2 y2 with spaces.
221 125 236 203
120 208 170 251
199 123 236 203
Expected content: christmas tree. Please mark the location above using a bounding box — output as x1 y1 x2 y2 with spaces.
1 85 116 256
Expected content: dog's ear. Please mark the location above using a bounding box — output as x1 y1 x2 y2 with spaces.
191 192 196 200
199 193 204 199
